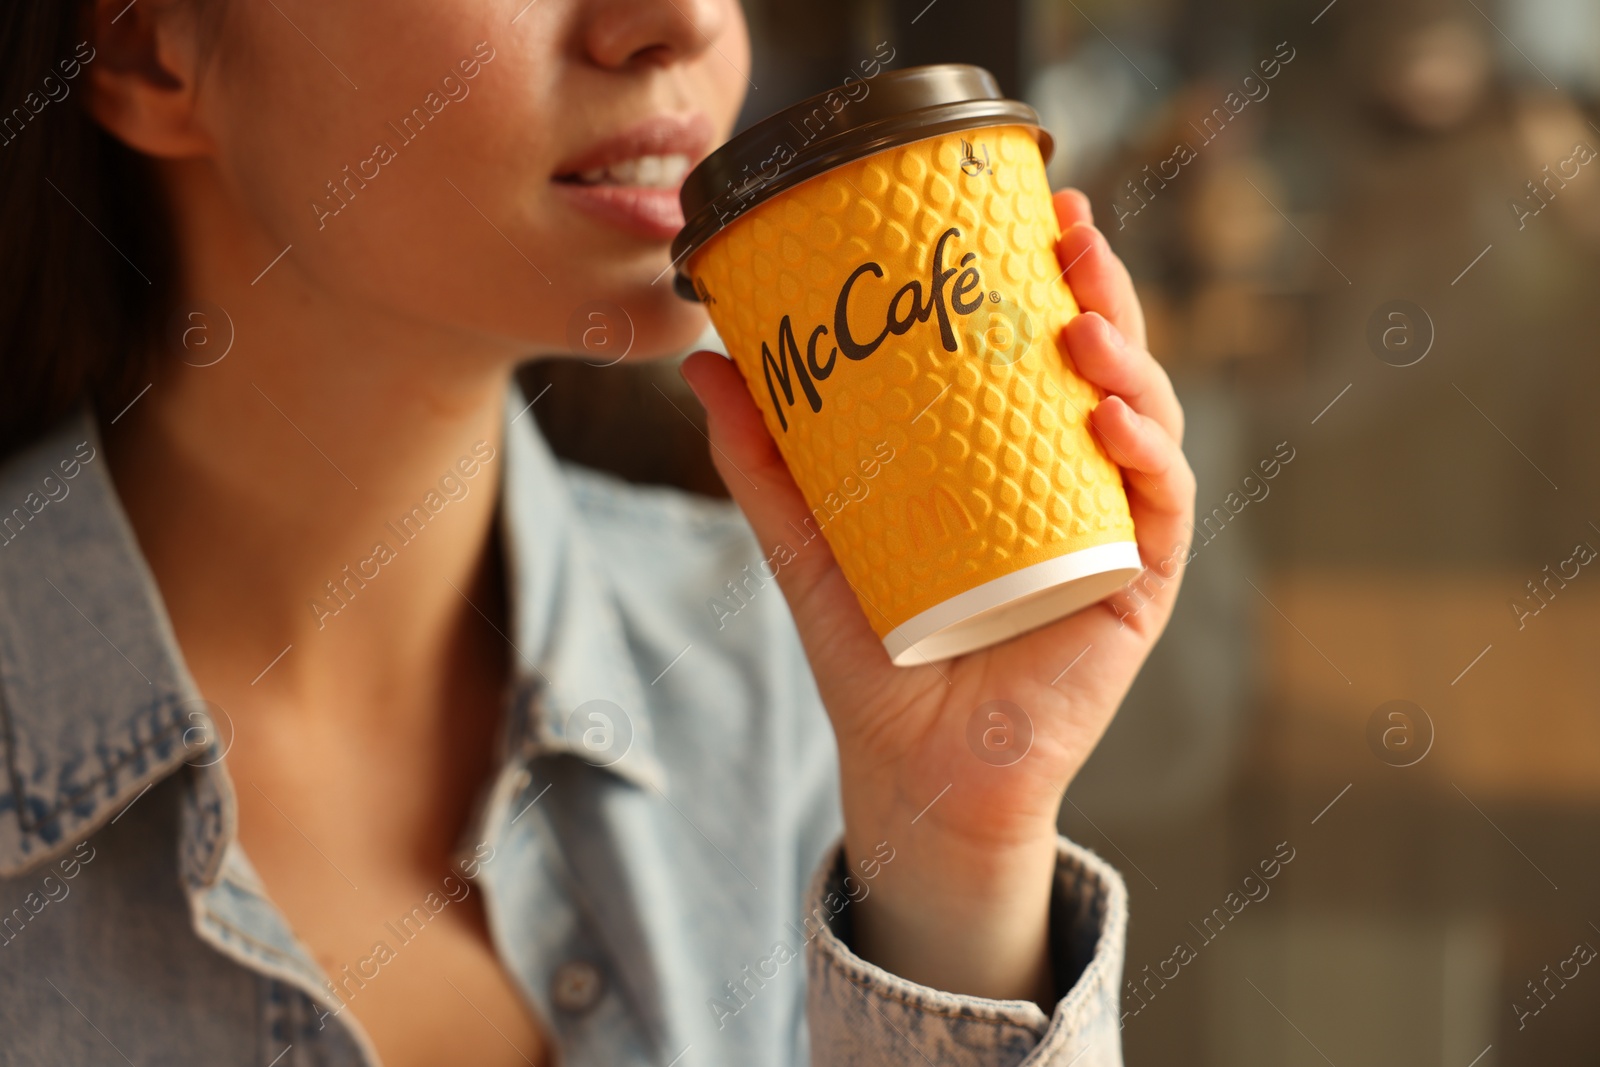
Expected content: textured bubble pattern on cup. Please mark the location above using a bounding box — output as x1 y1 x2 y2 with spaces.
690 125 1136 638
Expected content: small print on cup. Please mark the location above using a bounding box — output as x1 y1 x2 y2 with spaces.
167 300 235 368
1366 300 1433 367
565 699 634 768
965 700 1034 766
1365 699 1433 768
565 301 635 368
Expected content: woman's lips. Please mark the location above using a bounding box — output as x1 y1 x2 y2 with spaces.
555 182 686 241
552 113 711 241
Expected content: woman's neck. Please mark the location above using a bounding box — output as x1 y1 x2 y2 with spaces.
105 252 522 738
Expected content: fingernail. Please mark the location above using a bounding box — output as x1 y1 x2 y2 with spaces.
1076 190 1095 226
678 360 706 404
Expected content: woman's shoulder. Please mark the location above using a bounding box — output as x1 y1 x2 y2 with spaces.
555 461 771 606
559 460 750 544
552 459 818 694
550 462 839 822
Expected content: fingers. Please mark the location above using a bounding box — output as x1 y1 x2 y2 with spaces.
1090 396 1196 637
1052 188 1094 231
680 352 896 677
1054 222 1146 352
1064 312 1184 445
1091 395 1195 574
677 351 806 538
676 352 869 635
1089 396 1193 517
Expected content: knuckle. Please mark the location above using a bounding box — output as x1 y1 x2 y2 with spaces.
1177 464 1198 504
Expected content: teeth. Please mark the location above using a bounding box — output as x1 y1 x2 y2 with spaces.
574 154 691 188
660 155 690 184
608 159 639 185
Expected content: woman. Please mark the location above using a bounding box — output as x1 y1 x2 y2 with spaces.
0 0 1194 1064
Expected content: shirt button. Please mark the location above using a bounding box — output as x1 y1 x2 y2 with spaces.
550 960 604 1014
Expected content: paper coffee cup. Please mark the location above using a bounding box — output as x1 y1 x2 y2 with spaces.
673 65 1140 665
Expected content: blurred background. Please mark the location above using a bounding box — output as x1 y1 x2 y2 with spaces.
524 0 1600 1061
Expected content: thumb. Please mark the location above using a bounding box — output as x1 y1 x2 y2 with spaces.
678 351 887 664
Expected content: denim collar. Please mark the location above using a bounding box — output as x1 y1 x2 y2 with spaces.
0 383 663 877
0 409 200 877
497 385 668 793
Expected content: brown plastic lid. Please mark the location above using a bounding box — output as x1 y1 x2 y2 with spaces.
671 63 1051 300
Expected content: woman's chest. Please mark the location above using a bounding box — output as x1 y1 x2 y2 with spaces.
226 741 550 1067
245 824 551 1067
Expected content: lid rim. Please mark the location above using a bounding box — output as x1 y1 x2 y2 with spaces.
670 64 1050 295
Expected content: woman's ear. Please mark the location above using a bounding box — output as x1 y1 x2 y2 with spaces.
85 0 213 158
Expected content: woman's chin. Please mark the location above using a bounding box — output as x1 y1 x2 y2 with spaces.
602 290 713 362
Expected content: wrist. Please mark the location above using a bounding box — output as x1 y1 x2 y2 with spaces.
839 813 1060 1005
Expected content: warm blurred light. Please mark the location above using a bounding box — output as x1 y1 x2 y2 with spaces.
1375 19 1492 131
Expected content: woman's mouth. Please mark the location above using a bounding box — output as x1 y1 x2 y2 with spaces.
553 115 711 242
566 154 693 189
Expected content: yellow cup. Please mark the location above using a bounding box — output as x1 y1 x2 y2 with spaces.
674 67 1139 664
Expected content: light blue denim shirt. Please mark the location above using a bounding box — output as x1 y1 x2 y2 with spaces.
0 386 1128 1066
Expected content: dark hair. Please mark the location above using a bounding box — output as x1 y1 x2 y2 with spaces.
0 2 175 457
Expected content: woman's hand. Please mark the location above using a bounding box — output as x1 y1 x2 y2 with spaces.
681 190 1196 1005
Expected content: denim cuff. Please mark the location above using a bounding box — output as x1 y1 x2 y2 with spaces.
804 836 1128 1067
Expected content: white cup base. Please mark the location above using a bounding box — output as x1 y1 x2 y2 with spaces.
881 541 1144 666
